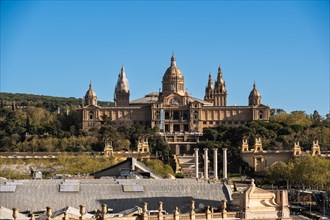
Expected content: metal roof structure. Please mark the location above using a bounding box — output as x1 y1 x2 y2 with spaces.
0 179 230 214
91 158 163 179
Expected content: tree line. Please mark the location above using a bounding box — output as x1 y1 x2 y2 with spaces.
0 104 171 162
0 92 113 112
195 111 329 181
266 156 330 191
0 94 329 183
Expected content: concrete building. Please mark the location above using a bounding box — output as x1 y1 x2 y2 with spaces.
81 55 270 154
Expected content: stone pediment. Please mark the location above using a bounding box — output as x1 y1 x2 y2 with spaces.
163 93 186 106
84 105 100 109
188 97 211 106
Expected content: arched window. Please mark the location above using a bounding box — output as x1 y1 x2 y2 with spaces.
89 111 94 120
259 111 263 119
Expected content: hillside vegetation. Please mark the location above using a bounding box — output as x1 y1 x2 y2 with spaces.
0 93 329 155
0 93 329 186
0 92 113 111
0 155 118 179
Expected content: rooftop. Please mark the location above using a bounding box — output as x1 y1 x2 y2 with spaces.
0 179 230 213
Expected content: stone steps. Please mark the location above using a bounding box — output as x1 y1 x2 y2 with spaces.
177 155 197 178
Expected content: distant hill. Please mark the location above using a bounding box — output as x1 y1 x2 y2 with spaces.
0 92 113 111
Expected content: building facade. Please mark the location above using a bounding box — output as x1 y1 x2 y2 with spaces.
241 137 328 173
82 55 270 133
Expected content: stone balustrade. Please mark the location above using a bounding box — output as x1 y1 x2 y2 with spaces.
11 201 239 220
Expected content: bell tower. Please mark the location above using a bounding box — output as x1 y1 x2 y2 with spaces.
114 66 130 106
214 66 227 106
204 73 214 104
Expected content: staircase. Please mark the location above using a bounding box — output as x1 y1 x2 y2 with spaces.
176 155 196 178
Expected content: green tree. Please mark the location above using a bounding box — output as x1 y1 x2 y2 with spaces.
143 159 174 178
311 110 322 125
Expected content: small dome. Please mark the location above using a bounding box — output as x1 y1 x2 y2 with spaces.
85 82 97 98
162 54 186 96
249 82 261 98
162 55 184 81
85 82 98 106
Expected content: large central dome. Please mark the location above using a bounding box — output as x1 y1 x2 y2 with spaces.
162 55 185 96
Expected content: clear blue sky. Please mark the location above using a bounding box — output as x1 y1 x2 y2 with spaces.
1 1 329 116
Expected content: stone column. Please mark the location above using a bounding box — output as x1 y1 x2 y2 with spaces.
101 204 107 220
281 190 290 218
46 206 52 220
158 201 163 220
142 202 148 220
204 148 208 179
79 205 85 220
194 148 199 179
221 200 227 218
174 207 180 220
222 148 227 179
190 200 195 220
206 206 211 220
62 211 68 220
12 208 18 220
213 148 218 179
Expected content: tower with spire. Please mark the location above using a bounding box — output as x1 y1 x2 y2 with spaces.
249 82 261 106
204 73 214 104
114 66 130 106
84 82 98 106
213 66 227 106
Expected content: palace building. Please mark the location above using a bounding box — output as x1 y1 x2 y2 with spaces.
81 55 270 152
